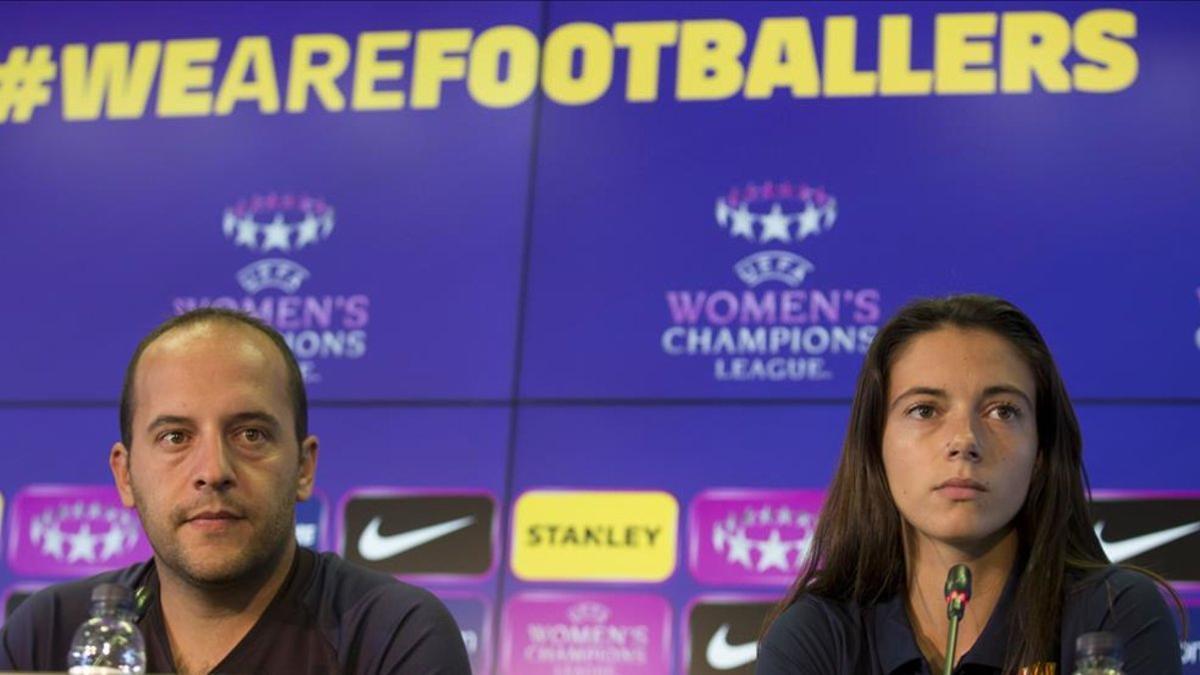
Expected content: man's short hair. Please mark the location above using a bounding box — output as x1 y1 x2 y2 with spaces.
118 308 308 449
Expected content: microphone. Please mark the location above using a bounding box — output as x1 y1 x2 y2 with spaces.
942 564 972 675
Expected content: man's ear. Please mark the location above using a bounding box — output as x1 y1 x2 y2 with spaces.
297 435 319 502
110 442 136 508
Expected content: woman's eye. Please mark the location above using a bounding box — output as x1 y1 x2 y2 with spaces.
988 404 1021 420
906 404 936 420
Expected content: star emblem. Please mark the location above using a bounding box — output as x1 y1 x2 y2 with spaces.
234 219 260 248
40 525 65 560
729 204 756 240
66 524 98 563
99 526 128 561
756 529 792 572
758 203 792 243
260 215 292 252
796 204 823 239
726 530 754 569
294 213 321 249
759 505 773 524
715 199 732 227
776 506 792 525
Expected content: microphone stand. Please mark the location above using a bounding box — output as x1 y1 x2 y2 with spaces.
942 564 972 675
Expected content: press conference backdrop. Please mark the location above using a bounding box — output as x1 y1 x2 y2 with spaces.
0 2 1197 673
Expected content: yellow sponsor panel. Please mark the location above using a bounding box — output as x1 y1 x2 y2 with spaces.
511 490 678 582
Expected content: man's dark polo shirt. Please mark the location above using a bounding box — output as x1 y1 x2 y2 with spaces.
758 567 1180 674
0 547 471 674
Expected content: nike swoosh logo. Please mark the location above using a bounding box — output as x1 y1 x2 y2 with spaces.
357 515 476 561
706 623 757 670
1094 520 1200 563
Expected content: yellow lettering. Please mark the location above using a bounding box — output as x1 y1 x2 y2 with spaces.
744 18 818 99
156 38 219 117
214 36 280 115
1073 9 1137 93
1000 12 1071 93
879 15 932 95
352 31 410 111
61 41 160 120
286 34 350 113
613 21 678 103
542 22 614 105
467 25 538 108
935 13 998 95
823 17 877 96
677 20 746 101
410 29 472 110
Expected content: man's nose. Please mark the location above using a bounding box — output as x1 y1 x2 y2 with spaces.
192 432 236 491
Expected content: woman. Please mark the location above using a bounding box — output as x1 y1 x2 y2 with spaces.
758 295 1181 674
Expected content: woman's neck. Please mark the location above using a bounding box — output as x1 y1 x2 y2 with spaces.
904 526 1019 672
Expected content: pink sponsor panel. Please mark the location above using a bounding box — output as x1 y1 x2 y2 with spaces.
688 489 825 586
6 485 153 577
500 591 672 675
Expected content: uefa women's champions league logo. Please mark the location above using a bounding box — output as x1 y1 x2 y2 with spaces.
171 192 370 384
713 181 838 287
501 593 670 674
660 180 880 383
222 193 335 293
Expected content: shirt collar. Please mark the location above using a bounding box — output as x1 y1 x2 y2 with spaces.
872 565 1021 674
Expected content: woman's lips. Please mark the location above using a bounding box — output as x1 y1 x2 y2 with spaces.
935 478 987 500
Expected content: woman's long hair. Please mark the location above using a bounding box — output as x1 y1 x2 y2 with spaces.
767 294 1125 671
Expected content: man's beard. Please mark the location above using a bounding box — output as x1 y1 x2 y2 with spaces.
132 485 297 590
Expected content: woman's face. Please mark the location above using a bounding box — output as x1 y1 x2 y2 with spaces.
881 327 1038 552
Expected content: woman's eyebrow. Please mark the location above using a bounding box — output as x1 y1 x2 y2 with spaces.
888 387 946 411
981 384 1034 408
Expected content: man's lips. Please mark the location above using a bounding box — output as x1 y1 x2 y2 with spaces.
184 510 243 523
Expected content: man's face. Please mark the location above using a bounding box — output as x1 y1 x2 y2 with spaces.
110 322 317 587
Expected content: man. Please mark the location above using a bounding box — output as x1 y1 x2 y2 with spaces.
0 309 471 673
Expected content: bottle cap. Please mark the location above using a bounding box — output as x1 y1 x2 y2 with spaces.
90 582 134 607
1075 631 1123 661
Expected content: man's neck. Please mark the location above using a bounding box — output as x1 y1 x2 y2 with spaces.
156 542 297 675
904 527 1018 672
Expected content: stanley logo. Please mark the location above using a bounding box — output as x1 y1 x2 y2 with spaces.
511 490 678 582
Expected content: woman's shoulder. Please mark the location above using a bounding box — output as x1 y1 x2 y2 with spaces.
1061 565 1182 674
1065 564 1171 609
756 594 864 674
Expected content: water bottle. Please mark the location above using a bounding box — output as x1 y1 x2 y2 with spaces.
1072 631 1124 675
66 582 147 675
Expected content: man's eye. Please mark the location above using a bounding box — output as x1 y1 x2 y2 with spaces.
160 431 188 445
240 428 267 443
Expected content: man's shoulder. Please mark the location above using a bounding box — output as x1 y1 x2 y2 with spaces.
10 561 150 622
306 551 441 617
301 552 471 673
0 561 152 671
